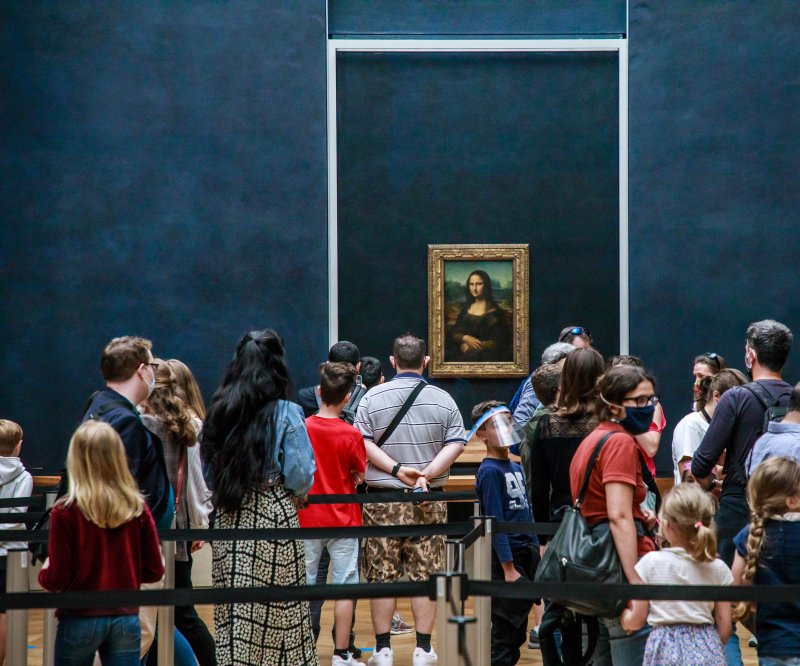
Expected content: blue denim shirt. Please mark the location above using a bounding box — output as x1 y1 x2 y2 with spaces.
264 400 316 497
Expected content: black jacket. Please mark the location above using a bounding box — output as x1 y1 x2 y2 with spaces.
83 388 171 524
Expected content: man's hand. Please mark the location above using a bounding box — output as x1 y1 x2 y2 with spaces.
191 541 205 553
397 466 422 487
291 496 308 511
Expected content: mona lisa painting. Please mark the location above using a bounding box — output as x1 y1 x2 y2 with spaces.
428 244 529 378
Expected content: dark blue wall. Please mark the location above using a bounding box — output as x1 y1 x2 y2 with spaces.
0 2 328 470
3 1 799 475
336 51 620 422
629 1 800 471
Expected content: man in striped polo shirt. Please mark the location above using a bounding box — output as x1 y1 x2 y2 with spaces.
355 333 466 666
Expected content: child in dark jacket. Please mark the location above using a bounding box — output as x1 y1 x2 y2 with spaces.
472 400 540 666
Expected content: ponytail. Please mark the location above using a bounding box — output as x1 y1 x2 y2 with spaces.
657 483 718 563
690 520 717 564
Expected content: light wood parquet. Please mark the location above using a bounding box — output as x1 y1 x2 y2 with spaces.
21 600 758 665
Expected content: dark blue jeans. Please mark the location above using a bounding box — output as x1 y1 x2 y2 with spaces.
56 614 140 665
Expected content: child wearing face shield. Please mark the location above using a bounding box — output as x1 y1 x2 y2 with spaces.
472 401 541 666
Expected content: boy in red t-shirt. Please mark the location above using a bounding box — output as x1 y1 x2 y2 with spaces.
299 362 367 666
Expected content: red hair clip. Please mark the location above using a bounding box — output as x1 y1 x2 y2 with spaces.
694 521 703 529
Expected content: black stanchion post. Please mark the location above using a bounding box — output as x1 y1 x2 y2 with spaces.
6 548 28 665
156 540 175 665
469 516 491 666
41 489 59 666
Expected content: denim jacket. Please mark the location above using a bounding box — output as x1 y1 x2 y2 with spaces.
264 400 316 497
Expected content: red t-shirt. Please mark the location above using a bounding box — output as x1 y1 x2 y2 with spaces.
569 422 656 557
298 415 366 528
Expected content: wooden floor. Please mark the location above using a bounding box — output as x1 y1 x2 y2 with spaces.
22 600 759 665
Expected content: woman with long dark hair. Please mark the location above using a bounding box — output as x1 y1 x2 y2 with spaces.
201 330 318 666
447 269 512 362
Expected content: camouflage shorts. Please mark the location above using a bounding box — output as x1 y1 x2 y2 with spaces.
361 499 446 583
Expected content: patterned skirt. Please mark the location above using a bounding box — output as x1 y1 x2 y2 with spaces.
212 485 319 666
644 623 726 666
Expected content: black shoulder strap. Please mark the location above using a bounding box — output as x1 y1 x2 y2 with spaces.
575 432 614 509
743 381 777 410
375 381 426 448
638 450 662 512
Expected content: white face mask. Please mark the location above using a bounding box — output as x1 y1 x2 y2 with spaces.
143 366 156 398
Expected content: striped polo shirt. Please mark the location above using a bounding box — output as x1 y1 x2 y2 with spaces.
355 373 466 489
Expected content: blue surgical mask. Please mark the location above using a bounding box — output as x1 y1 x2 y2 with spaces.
619 404 655 435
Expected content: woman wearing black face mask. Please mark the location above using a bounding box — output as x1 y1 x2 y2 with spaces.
567 365 659 665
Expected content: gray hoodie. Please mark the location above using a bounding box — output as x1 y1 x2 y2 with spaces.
0 457 33 556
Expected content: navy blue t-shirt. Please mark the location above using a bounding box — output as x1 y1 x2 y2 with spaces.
476 457 538 563
734 520 800 657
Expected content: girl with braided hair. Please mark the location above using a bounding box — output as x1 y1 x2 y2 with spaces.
732 456 800 664
621 482 732 665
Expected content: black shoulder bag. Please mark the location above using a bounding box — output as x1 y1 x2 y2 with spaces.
534 432 627 618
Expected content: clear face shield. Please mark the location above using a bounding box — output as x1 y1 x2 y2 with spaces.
467 406 526 448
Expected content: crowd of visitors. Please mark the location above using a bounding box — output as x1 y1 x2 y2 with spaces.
2 318 799 665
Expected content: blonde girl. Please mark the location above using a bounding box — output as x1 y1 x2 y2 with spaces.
732 456 800 665
621 482 733 666
39 421 164 666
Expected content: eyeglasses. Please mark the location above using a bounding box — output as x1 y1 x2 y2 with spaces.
621 395 659 408
144 363 159 372
702 352 721 369
559 326 591 342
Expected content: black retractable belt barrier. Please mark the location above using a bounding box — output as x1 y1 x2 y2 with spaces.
0 580 435 611
468 580 800 603
0 496 46 508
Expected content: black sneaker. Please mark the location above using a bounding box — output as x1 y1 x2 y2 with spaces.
528 627 540 649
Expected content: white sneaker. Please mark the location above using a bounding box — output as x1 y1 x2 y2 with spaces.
412 647 438 665
366 647 393 666
332 654 364 666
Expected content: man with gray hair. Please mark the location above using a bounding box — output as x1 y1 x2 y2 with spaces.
511 342 576 426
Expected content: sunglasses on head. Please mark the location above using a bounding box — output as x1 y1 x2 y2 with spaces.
702 352 721 369
560 326 591 341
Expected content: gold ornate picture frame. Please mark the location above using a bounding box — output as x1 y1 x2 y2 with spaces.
428 244 529 378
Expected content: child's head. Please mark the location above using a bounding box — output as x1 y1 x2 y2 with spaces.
65 420 144 528
732 456 800 622
470 400 523 453
658 482 718 562
318 361 357 407
531 364 561 408
747 455 800 519
0 419 23 457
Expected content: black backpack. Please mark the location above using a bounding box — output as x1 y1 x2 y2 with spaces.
314 379 367 425
735 381 792 483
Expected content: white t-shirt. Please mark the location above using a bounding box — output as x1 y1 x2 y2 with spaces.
671 411 710 483
635 548 733 626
